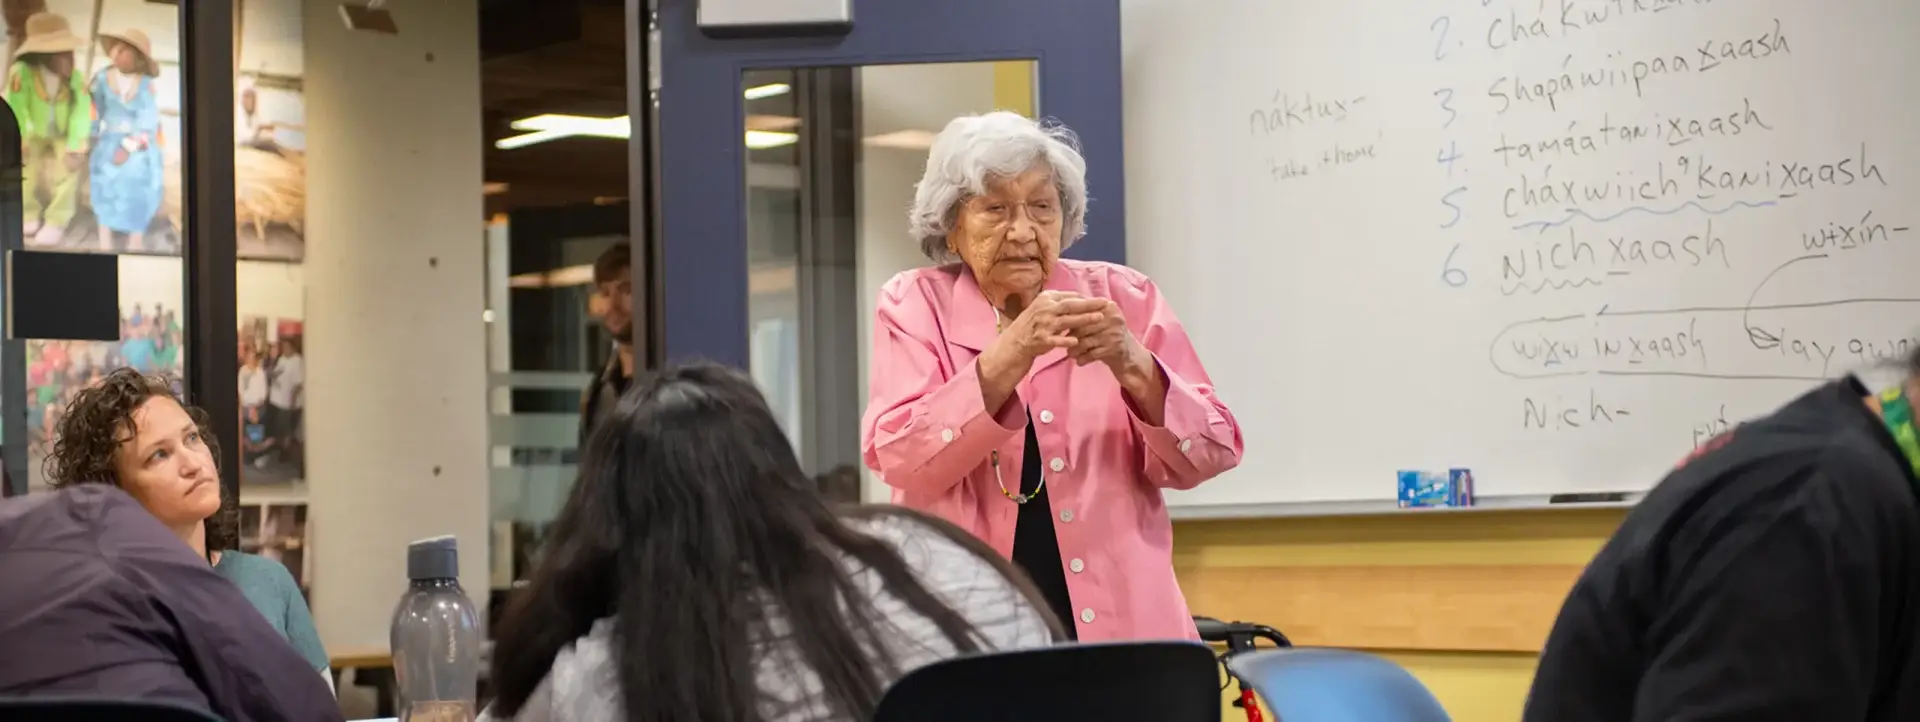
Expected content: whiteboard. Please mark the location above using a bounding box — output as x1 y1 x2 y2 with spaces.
1121 0 1920 512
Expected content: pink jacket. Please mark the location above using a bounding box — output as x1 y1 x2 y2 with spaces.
861 259 1244 642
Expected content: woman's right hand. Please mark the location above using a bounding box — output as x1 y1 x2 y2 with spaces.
997 290 1110 362
977 290 1106 413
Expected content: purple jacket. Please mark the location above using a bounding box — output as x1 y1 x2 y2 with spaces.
0 484 342 721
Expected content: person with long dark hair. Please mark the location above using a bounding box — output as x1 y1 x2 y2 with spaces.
484 362 1064 722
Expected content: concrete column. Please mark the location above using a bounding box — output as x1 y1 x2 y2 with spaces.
301 0 488 650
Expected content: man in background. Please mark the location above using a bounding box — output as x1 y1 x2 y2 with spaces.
579 242 638 446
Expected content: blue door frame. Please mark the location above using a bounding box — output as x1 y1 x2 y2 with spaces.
656 0 1126 367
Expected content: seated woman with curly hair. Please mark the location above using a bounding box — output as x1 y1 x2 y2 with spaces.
44 368 329 685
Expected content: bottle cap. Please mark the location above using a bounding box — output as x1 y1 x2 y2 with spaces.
406 535 459 581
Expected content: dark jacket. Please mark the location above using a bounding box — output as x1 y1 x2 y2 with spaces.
1526 377 1920 722
0 484 343 722
577 353 632 449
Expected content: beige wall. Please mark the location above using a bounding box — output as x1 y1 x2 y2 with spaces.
302 0 490 651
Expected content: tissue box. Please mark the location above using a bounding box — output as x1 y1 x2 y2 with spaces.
1398 468 1475 508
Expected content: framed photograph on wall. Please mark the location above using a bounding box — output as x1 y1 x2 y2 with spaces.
237 499 310 595
18 256 304 491
238 313 303 483
2 0 306 261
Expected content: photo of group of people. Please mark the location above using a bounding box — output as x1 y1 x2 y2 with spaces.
4 0 307 260
21 303 306 491
239 501 310 595
23 301 183 487
238 315 303 483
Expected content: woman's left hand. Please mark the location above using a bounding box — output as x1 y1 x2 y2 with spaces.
1070 300 1170 424
1068 300 1148 375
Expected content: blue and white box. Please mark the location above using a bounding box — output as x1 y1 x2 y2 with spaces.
1397 468 1476 508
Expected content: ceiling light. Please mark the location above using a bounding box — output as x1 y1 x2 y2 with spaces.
514 113 629 138
863 130 938 151
494 114 627 149
743 83 790 100
494 113 798 150
745 114 801 131
509 264 595 289
494 129 571 150
746 131 797 150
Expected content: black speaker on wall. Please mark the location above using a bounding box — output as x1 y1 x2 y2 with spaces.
8 250 120 341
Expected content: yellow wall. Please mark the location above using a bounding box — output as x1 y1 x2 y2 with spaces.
1176 510 1626 722
992 61 1037 117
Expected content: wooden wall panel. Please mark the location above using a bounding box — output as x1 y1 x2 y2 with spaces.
1179 562 1585 653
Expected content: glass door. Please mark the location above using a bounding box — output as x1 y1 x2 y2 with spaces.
653 0 1126 498
1 98 19 493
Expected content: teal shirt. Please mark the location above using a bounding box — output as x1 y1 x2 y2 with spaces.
214 550 329 672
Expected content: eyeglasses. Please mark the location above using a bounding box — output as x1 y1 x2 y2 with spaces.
965 195 1062 227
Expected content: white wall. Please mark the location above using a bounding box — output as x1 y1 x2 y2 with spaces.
109 257 300 317
237 260 305 319
113 258 302 324
853 62 1001 503
116 255 185 309
302 0 488 650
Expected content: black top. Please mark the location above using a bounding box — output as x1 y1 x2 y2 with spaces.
578 355 635 448
1011 412 1077 640
0 485 343 722
1525 377 1920 722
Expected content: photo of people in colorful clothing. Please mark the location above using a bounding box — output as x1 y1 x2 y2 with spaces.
1 1 307 261
237 316 303 483
23 300 183 489
21 305 306 491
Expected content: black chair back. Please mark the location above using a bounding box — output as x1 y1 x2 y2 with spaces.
873 641 1219 722
0 697 225 721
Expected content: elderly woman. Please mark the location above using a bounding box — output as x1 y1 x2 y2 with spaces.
861 112 1244 642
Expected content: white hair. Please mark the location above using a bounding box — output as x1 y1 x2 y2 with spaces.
908 112 1090 262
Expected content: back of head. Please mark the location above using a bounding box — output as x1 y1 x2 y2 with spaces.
593 241 631 285
0 485 143 692
0 485 87 552
0 484 146 571
489 362 1013 721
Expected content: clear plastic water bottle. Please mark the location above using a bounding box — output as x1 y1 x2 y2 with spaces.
391 535 482 722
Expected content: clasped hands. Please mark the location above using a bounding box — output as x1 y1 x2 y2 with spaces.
999 290 1147 377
